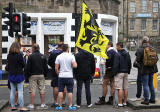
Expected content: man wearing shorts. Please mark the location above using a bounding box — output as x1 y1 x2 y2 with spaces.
95 42 119 105
26 44 48 109
48 43 66 107
115 42 131 107
55 44 77 111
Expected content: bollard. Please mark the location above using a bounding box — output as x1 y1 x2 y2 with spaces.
153 73 157 92
0 70 2 80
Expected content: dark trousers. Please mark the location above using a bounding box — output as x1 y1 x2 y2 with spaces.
76 79 91 105
136 73 142 98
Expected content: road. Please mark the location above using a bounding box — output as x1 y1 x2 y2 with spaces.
1 80 160 112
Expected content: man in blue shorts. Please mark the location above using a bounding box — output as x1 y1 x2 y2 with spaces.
55 44 77 111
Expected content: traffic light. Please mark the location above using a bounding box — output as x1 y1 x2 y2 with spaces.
2 3 14 37
22 13 31 36
12 14 21 32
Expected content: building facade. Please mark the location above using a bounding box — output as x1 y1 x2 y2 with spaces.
0 0 120 69
119 0 160 50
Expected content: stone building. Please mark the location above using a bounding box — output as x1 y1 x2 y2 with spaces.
0 0 120 69
119 0 160 50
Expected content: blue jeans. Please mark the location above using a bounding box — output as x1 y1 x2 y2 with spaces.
10 81 24 107
76 79 91 105
142 74 155 102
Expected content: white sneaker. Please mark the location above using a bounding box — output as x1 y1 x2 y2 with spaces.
27 104 34 109
118 104 123 107
123 103 127 106
74 104 80 108
130 97 142 101
41 104 48 109
88 104 93 108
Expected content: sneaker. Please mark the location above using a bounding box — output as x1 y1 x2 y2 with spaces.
95 97 105 105
41 104 48 109
118 104 123 107
27 104 34 109
62 102 66 107
88 104 93 108
123 103 127 106
56 106 62 111
68 106 77 111
74 104 80 108
130 97 142 101
51 103 58 107
141 101 149 105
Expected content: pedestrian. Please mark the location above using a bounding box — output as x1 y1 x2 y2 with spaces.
55 44 77 111
130 52 143 101
95 42 119 105
74 49 95 108
24 49 30 64
26 44 48 109
99 57 106 82
135 36 158 105
24 49 31 83
7 42 29 111
115 42 131 107
48 43 66 107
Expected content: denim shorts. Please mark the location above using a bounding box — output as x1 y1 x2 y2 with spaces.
58 78 74 93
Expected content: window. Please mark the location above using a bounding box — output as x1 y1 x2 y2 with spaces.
153 2 159 12
141 0 147 12
130 2 136 12
152 20 158 31
141 19 146 31
130 20 135 31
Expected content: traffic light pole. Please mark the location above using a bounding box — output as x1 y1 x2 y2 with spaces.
74 0 77 43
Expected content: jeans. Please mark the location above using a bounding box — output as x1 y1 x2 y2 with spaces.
142 74 155 102
136 74 142 98
76 79 91 105
10 81 24 107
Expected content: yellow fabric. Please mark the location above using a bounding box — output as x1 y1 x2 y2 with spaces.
76 2 109 59
153 73 157 91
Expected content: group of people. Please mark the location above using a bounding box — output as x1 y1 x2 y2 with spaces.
95 42 131 107
6 35 158 111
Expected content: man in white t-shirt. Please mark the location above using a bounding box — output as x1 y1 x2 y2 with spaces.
55 44 77 111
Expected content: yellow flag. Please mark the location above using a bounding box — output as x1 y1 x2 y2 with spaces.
76 2 109 59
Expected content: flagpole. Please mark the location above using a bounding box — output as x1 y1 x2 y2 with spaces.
74 0 77 45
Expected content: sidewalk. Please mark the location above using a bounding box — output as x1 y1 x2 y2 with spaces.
128 98 160 110
0 100 9 111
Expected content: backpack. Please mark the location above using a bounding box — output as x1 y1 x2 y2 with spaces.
143 47 158 66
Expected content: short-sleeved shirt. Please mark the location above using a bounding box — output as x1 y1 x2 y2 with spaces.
55 52 76 78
